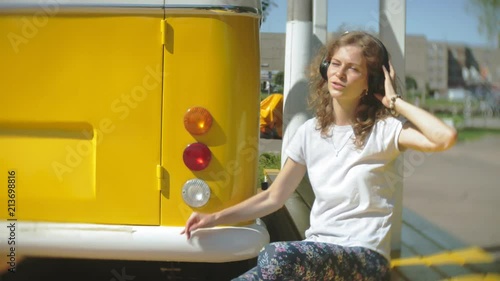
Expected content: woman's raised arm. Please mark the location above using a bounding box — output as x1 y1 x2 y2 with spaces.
376 62 457 152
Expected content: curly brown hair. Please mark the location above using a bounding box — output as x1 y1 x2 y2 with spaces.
308 31 394 148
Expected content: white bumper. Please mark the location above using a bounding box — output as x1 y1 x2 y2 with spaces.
0 220 269 263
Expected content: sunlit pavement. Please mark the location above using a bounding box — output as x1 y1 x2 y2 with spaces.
402 135 500 251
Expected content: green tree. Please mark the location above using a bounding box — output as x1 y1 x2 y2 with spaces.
261 0 278 22
274 71 284 88
466 0 499 47
405 76 418 90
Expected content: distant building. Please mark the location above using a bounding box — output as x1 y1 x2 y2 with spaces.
426 41 448 96
260 33 500 97
260 33 286 74
406 35 429 94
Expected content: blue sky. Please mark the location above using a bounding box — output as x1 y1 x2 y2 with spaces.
261 0 495 48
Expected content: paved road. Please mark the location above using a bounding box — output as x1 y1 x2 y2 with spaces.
402 135 500 250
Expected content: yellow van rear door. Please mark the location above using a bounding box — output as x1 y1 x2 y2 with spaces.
0 10 163 225
160 9 261 226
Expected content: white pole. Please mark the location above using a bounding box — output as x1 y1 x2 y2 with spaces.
281 0 313 167
379 0 406 255
312 0 327 54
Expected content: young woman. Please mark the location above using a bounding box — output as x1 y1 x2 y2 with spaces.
182 31 457 280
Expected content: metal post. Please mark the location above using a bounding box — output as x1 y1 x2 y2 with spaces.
281 0 313 167
312 0 327 54
379 0 406 254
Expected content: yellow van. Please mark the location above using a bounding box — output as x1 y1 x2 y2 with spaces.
0 0 268 274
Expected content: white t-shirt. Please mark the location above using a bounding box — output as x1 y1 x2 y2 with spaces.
286 117 405 261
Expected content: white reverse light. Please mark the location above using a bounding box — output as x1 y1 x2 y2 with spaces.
182 179 211 208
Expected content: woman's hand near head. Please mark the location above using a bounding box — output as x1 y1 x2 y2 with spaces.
180 212 217 239
373 61 457 152
374 61 398 107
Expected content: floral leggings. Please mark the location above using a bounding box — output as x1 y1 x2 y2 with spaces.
232 241 390 281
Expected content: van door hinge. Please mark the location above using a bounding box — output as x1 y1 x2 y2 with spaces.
156 164 164 191
161 19 167 46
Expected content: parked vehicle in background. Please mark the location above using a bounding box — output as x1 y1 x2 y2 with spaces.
260 93 283 139
448 88 470 101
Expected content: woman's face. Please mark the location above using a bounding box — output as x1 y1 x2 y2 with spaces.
326 45 368 101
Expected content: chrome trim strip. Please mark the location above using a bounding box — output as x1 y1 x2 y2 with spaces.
0 3 164 15
0 0 260 9
164 0 260 10
0 0 163 5
166 5 260 16
0 4 260 17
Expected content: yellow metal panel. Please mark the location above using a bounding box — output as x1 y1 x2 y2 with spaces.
0 14 163 225
161 13 261 225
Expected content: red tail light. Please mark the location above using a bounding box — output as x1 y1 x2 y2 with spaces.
183 143 211 171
